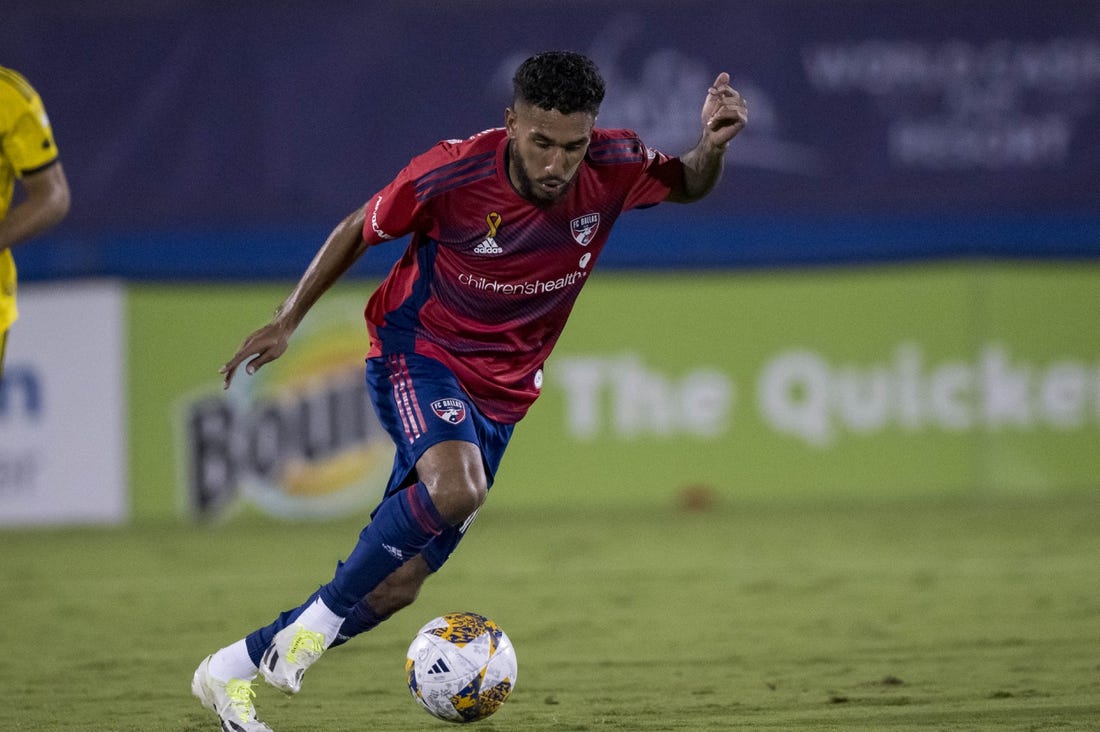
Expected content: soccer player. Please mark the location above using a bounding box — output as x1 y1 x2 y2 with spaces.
193 51 747 731
0 67 71 378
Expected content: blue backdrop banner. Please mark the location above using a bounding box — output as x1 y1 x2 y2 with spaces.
5 0 1099 277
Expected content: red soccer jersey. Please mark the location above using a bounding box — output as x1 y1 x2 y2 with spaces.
361 126 683 423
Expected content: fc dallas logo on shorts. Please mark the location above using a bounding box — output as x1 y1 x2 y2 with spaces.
431 398 467 424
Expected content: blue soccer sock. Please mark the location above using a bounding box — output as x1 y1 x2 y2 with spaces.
330 599 390 648
244 483 447 665
317 482 447 616
245 590 321 665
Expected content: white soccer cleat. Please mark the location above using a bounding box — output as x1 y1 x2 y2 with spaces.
259 623 329 694
191 655 274 732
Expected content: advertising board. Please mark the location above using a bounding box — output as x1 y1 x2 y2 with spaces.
124 264 1100 520
0 282 127 526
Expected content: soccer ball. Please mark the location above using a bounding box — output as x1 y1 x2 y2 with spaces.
405 612 518 723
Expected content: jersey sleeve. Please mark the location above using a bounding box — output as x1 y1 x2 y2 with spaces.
360 138 477 246
360 164 427 246
622 138 685 212
1 74 61 176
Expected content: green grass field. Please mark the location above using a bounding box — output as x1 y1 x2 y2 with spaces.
4 493 1099 731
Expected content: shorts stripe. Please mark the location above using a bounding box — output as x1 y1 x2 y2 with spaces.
387 354 427 443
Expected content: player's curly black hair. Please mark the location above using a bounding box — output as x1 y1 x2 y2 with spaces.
512 51 605 116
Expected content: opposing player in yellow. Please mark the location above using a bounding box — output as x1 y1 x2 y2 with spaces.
0 66 71 377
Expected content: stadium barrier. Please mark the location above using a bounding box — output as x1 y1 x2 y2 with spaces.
3 262 1097 526
0 282 127 526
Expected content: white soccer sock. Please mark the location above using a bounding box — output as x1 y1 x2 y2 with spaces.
296 597 345 644
208 639 258 682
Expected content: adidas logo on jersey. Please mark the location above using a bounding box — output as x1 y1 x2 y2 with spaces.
474 237 503 255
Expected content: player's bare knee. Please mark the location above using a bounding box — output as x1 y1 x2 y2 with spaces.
428 476 486 525
418 442 488 524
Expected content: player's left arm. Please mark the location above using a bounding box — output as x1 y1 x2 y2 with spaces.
0 161 70 251
666 72 747 204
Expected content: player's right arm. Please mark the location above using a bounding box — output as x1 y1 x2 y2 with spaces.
221 149 430 388
220 206 369 389
0 68 71 251
0 161 70 251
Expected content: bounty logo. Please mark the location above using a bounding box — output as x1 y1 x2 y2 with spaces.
570 213 599 246
182 297 393 519
431 398 467 425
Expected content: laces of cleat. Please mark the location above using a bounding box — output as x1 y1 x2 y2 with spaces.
225 680 257 720
288 629 325 662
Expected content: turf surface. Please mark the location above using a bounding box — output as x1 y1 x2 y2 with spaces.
3 493 1099 730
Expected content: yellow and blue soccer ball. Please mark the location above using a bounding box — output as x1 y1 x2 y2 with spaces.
406 612 518 723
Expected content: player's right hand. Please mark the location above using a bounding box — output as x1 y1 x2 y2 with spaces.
219 322 292 389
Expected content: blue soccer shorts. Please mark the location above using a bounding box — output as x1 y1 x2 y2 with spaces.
365 352 514 571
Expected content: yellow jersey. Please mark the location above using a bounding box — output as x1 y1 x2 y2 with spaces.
1 67 62 331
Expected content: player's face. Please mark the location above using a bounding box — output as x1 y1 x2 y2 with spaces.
505 102 595 205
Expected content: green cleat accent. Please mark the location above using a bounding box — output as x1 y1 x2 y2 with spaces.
260 624 329 694
192 655 273 732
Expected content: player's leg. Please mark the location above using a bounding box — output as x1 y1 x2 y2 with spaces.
330 555 433 645
254 441 476 694
253 354 510 694
193 353 511 724
332 370 514 646
331 491 487 645
191 353 476 723
312 352 512 627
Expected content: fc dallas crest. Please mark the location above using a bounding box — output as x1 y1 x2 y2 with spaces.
431 398 467 424
570 213 600 246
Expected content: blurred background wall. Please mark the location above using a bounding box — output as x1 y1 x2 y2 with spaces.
1 1 1098 525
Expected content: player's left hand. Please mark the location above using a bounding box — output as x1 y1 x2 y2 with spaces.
700 72 748 150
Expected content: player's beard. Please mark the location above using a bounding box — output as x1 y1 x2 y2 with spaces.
508 140 574 206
